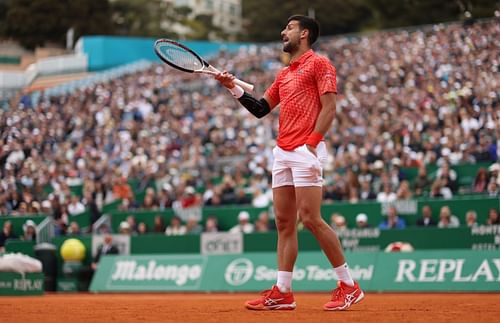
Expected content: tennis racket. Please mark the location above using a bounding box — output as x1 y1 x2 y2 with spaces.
154 39 254 92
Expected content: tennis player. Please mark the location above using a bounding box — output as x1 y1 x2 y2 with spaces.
215 15 364 311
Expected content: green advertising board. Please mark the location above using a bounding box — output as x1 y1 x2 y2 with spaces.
0 272 44 296
90 250 500 293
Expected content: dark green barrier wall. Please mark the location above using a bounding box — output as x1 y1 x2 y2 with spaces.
128 226 495 254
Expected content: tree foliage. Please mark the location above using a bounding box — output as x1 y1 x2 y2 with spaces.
0 0 498 49
242 0 499 41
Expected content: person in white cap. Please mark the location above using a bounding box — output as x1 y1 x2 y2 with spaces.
22 220 37 241
355 213 370 229
230 211 254 234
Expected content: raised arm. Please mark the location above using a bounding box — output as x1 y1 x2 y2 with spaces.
215 71 278 119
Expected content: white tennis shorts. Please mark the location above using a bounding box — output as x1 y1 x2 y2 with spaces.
272 142 328 188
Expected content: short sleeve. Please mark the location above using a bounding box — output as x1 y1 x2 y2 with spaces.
264 69 283 105
315 57 337 95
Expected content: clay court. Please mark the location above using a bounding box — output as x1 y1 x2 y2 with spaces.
2 293 500 323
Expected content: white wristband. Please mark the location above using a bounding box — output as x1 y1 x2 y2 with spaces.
228 85 244 98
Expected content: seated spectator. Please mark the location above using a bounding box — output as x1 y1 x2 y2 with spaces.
153 215 166 233
330 213 348 232
22 220 37 241
67 221 81 236
488 163 500 186
137 222 148 235
396 180 413 200
186 216 203 235
234 188 252 205
436 162 458 193
0 221 16 252
142 188 158 209
377 183 397 203
437 206 460 228
157 184 174 209
91 234 119 271
486 208 500 225
126 215 138 234
416 205 437 227
379 206 406 230
413 165 432 197
429 179 453 199
348 187 359 204
113 176 134 201
465 210 478 228
252 187 271 208
165 216 187 236
487 180 498 197
119 221 132 235
473 168 489 193
67 195 86 215
204 216 220 233
229 211 254 234
254 211 273 232
355 213 370 229
359 180 376 200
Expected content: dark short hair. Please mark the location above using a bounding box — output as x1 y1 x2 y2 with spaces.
288 15 320 45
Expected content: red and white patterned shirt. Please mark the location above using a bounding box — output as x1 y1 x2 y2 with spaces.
265 49 337 151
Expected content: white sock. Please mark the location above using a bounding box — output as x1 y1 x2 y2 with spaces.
334 263 354 287
276 271 293 293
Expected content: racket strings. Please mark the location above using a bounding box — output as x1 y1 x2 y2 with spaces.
158 44 202 71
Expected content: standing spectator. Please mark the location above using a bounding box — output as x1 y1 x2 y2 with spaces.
437 206 460 228
204 216 220 233
91 234 119 271
229 211 254 234
165 216 187 236
0 221 16 252
465 211 478 228
416 205 437 227
486 208 500 225
379 206 406 230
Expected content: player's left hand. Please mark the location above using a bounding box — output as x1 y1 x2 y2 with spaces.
306 144 317 157
215 71 236 89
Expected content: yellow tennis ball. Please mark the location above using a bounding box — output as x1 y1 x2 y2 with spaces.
60 238 86 262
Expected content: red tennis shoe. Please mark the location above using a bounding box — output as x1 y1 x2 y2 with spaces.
245 285 296 310
323 281 364 311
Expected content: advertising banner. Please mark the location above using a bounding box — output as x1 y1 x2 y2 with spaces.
90 250 500 292
0 272 44 295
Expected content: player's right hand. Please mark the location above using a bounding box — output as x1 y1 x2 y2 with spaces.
215 71 236 89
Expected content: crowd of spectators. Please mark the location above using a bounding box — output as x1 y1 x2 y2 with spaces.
0 19 499 239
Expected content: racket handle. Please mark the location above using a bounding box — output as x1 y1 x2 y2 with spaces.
234 78 254 92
